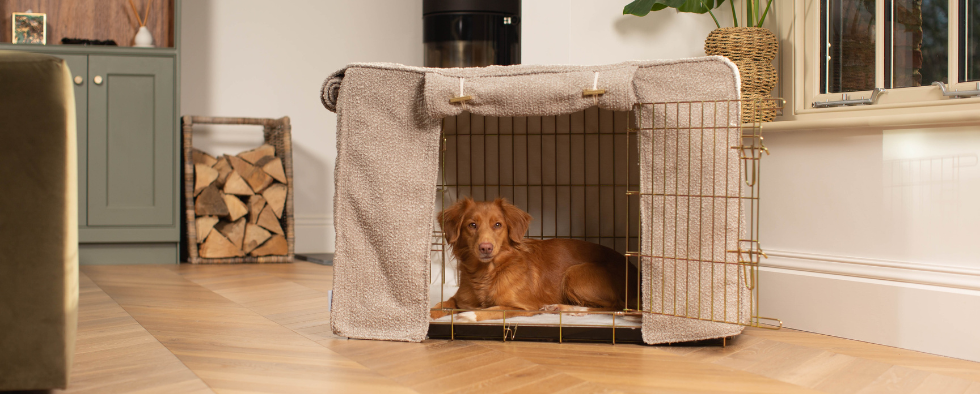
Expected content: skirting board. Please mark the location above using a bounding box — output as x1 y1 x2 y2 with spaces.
80 243 178 265
763 249 980 292
294 215 333 254
760 265 980 363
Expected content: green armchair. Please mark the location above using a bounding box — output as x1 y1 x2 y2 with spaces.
0 50 79 390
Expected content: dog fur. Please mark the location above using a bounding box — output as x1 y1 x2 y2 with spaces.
431 197 638 321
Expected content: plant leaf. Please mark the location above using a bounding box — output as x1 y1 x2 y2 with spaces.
624 0 724 16
676 0 726 13
747 0 755 26
756 0 774 26
624 0 658 16
729 0 738 27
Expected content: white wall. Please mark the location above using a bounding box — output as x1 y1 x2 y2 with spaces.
180 0 423 253
525 1 980 362
180 0 719 254
759 125 980 362
182 0 980 361
522 0 729 65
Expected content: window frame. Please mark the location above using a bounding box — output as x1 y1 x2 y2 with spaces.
776 0 980 123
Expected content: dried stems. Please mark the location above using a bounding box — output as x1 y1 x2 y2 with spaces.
128 0 153 27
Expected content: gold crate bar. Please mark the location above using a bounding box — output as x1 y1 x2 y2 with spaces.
428 98 783 343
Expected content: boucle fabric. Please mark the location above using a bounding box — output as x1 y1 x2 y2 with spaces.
637 102 749 344
322 58 746 343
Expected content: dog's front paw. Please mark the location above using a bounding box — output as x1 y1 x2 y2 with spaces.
455 311 478 322
430 309 450 320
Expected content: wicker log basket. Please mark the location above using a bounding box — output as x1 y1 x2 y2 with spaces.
181 116 295 264
705 27 778 122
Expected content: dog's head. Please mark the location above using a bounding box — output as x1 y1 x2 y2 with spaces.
438 197 531 263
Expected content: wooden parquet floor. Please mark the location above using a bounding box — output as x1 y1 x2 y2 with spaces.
47 262 980 393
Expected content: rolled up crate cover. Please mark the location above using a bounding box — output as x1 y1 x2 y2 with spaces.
321 58 747 343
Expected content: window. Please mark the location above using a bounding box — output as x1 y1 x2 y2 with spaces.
963 0 980 80
885 0 948 89
821 0 876 93
806 0 979 108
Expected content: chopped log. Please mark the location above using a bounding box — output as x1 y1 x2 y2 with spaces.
192 148 217 167
215 218 247 250
213 157 233 188
247 195 266 224
259 157 286 184
226 155 249 173
195 216 220 243
223 194 249 222
194 164 219 196
200 228 213 243
253 156 274 167
223 171 254 196
256 205 284 235
238 144 276 164
195 185 229 217
246 168 274 193
229 155 274 193
250 234 287 257
199 230 245 258
262 183 287 219
242 223 272 254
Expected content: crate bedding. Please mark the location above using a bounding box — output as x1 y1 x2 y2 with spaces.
322 58 749 343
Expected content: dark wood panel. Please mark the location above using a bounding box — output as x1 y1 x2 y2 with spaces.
1 0 175 47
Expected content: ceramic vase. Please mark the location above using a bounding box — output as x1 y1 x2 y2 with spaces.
134 26 154 48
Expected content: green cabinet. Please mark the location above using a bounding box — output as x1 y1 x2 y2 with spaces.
1 0 181 264
3 48 181 264
78 54 179 263
87 56 175 229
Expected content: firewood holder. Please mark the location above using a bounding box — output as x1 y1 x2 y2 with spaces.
181 116 295 264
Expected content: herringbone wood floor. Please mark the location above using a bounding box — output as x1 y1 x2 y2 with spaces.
49 262 980 393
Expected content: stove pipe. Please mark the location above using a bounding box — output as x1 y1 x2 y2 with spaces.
423 0 521 68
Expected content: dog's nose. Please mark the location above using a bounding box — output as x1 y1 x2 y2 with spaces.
479 242 494 255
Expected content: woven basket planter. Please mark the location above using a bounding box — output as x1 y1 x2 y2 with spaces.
705 27 778 122
181 116 295 264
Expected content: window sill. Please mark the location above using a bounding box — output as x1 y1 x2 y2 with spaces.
765 99 980 132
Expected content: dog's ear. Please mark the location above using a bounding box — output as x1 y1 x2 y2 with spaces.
438 197 472 244
496 198 531 244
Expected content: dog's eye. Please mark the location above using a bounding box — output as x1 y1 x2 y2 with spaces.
468 223 477 229
494 222 502 228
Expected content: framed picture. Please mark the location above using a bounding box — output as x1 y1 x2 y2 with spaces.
12 12 46 45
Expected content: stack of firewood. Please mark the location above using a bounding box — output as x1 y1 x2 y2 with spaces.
191 144 288 258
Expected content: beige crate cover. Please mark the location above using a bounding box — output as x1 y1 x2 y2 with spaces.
321 58 749 343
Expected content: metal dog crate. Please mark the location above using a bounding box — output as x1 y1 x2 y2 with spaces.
429 99 783 343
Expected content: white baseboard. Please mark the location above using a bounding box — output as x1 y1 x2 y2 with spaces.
763 249 980 291
760 251 980 362
293 215 333 254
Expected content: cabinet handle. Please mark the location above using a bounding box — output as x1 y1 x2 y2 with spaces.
74 76 84 85
93 75 103 85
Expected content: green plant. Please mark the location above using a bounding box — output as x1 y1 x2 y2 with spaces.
623 0 774 28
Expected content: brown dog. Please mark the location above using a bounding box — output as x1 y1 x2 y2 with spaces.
431 197 638 321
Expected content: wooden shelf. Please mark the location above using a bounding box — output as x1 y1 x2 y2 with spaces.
1 0 175 48
0 42 176 56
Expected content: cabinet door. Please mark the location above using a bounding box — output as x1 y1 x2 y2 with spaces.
87 56 174 227
54 54 89 226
